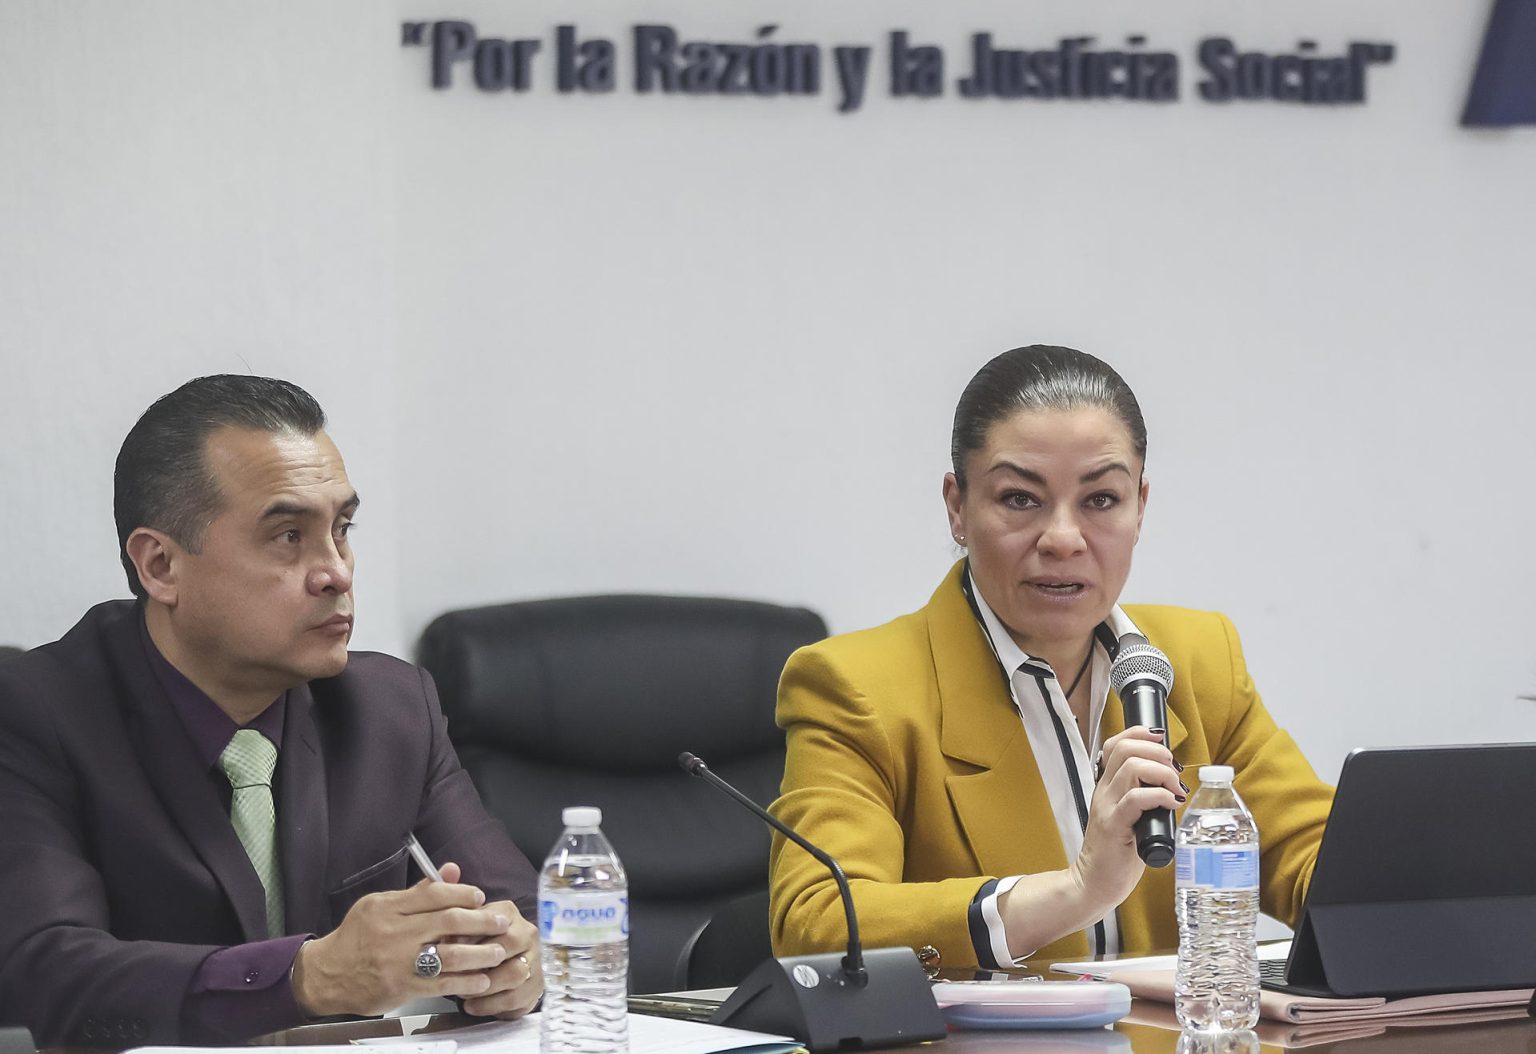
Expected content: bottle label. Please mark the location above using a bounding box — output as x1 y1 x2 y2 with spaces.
1175 845 1259 891
538 891 629 946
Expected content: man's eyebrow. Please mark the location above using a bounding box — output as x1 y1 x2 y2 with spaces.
260 493 361 520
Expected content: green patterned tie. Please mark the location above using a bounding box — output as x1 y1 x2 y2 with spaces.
218 729 285 938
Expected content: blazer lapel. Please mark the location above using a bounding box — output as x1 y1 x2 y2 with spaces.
928 564 1069 879
278 686 329 937
105 611 270 943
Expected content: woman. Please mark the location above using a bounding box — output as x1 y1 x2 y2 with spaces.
769 345 1333 967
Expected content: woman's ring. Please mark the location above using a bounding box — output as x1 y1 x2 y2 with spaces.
1093 750 1105 783
415 944 443 978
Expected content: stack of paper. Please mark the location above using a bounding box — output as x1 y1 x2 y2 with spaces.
1052 942 1535 1047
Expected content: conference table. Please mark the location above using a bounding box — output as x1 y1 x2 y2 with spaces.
37 984 1536 1053
237 995 1536 1054
38 1013 1536 1054
245 1014 1529 1050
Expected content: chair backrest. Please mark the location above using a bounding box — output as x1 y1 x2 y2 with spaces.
678 887 773 990
0 647 24 663
418 594 825 994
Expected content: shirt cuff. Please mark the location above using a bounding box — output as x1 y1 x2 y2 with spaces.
182 934 312 1043
969 875 1029 968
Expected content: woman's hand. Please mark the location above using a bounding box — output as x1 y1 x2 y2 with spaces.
1071 726 1184 910
995 725 1184 959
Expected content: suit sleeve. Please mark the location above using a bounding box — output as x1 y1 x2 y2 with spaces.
411 667 539 921
768 645 991 965
1207 613 1333 928
0 672 222 1046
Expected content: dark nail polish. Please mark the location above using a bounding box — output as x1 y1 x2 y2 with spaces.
1148 727 1166 737
1175 794 1187 803
1179 781 1191 794
1173 759 1185 773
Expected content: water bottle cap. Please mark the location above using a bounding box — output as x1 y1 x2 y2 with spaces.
1198 765 1235 784
561 806 602 827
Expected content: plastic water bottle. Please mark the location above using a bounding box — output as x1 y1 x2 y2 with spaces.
1174 765 1260 1031
539 806 629 1053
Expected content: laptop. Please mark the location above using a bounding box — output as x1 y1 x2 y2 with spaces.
1260 742 1536 998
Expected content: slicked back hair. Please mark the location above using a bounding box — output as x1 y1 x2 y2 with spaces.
950 345 1147 489
114 375 326 598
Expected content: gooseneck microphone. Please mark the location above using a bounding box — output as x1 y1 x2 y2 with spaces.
678 751 865 984
1109 634 1177 868
677 751 944 1052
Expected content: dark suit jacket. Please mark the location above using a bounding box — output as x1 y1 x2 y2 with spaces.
0 601 539 1047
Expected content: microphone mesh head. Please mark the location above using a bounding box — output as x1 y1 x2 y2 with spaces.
1109 633 1174 694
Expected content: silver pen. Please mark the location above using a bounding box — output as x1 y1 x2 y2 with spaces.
403 832 445 883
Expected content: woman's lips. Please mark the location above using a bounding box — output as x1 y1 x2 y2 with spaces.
1027 579 1088 598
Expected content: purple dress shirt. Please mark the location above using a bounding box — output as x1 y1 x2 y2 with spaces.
140 618 313 1041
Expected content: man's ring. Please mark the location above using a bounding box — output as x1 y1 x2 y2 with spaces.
1093 750 1105 783
415 944 443 978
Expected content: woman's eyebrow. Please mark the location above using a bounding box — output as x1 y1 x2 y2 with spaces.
987 461 1046 484
1081 462 1133 483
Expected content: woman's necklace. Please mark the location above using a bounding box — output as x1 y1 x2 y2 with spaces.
1063 641 1095 703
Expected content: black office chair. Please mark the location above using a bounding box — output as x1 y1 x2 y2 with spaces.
419 594 825 994
0 646 23 663
677 887 773 990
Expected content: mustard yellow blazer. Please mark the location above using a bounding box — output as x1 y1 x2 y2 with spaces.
769 561 1334 966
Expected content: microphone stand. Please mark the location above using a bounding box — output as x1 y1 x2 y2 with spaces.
679 752 945 1051
681 752 867 985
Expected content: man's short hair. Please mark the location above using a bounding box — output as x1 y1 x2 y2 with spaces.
114 375 327 599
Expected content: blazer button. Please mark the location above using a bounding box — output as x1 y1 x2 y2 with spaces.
81 1019 99 1040
245 968 261 984
132 1020 148 1040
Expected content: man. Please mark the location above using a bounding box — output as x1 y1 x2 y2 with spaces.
0 376 542 1046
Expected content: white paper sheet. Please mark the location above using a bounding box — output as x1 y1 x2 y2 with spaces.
130 1044 456 1054
357 1013 801 1054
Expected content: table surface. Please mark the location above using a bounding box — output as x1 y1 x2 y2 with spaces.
250 1000 1536 1054
40 994 1536 1053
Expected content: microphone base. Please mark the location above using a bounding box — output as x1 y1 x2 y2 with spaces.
710 946 946 1051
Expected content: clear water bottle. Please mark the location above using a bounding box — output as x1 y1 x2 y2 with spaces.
1174 765 1260 1031
539 806 629 1054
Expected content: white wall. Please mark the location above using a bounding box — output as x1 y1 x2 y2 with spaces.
3 0 1534 780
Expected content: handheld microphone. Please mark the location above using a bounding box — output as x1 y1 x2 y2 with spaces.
1108 634 1177 868
678 751 944 1052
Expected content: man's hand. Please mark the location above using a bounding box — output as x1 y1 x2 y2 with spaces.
459 901 541 1020
292 863 513 1018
